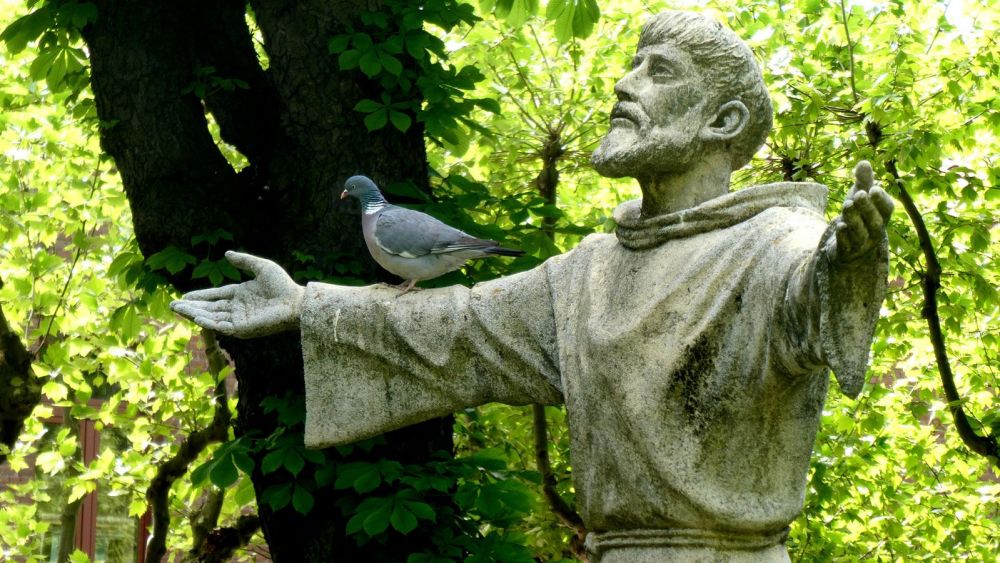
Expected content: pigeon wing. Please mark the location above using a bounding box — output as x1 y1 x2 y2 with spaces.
373 205 471 258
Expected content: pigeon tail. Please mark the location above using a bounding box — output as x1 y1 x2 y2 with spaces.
484 246 524 257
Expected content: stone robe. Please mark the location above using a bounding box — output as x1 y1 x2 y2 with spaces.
299 182 887 560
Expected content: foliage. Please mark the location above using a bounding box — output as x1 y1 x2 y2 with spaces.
0 0 998 561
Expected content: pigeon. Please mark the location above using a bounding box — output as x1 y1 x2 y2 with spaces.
341 175 524 294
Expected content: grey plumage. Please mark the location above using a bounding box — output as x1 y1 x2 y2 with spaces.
341 175 523 293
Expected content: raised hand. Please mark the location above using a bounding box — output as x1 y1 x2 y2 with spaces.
170 251 304 338
832 161 894 262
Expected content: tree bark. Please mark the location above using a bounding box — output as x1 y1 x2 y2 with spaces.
81 1 452 560
0 285 38 464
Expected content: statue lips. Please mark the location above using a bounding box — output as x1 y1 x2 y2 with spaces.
610 102 645 129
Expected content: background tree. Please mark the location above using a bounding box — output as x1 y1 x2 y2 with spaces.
1 0 997 562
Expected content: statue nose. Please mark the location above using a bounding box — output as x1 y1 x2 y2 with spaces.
614 71 639 102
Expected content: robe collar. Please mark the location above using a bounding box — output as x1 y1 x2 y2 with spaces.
613 182 828 250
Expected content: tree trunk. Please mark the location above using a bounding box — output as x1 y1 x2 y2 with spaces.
81 1 451 560
0 288 38 464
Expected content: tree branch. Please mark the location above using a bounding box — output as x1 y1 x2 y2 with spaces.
146 330 233 563
883 158 999 467
187 0 280 166
0 279 39 464
189 488 225 556
863 119 998 467
533 405 587 559
192 514 261 563
530 140 587 558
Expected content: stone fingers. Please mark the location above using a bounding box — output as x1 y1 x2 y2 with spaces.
179 285 236 301
192 316 236 335
170 302 232 322
174 299 231 313
853 160 874 193
852 190 884 240
835 221 856 257
869 186 895 220
840 197 868 249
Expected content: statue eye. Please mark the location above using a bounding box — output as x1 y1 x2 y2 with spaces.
650 61 675 78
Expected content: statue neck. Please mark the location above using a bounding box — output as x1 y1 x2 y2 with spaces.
637 153 733 218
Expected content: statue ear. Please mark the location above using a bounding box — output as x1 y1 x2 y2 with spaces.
700 100 749 142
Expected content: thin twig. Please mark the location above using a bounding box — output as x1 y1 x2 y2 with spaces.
838 0 860 105
527 24 559 92
32 159 104 358
146 330 233 563
504 47 544 112
485 60 545 131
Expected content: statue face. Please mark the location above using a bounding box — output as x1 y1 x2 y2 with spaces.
592 41 710 178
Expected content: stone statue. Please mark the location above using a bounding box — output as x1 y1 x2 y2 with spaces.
172 11 893 562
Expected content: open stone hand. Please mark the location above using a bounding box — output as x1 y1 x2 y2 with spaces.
170 251 304 338
832 161 894 262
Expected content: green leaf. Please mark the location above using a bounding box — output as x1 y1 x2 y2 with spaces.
190 228 233 246
572 0 600 39
403 500 436 522
390 503 418 534
328 34 350 54
232 451 255 474
283 449 305 477
292 485 315 514
190 460 211 486
472 98 502 114
545 0 567 19
1 7 54 54
191 260 224 286
208 456 239 488
345 511 366 535
388 110 412 132
28 47 56 82
354 98 384 113
364 108 388 131
261 449 286 475
363 500 393 536
379 51 403 76
261 482 292 511
383 181 431 202
354 469 381 493
145 246 196 274
338 49 361 70
359 50 382 77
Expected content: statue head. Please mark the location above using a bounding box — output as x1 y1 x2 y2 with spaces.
591 11 773 179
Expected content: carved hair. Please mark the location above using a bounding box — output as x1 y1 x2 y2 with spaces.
638 11 773 170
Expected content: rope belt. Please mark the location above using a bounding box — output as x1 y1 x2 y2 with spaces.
585 527 790 558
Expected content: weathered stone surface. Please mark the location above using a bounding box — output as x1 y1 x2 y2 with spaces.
171 9 894 562
299 182 888 562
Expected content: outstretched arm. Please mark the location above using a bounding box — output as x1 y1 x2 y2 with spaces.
776 161 893 397
170 251 304 338
299 263 564 447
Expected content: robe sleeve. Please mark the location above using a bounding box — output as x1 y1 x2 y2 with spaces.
774 223 889 398
300 264 563 449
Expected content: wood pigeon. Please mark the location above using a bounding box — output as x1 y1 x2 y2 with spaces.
341 175 524 294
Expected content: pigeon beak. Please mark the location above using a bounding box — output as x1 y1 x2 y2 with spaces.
340 190 348 200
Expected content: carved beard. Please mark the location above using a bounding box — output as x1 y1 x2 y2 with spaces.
591 119 702 179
